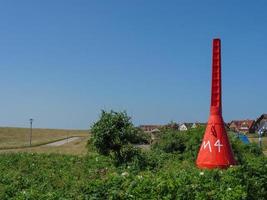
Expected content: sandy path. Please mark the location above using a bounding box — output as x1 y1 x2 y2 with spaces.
45 137 82 147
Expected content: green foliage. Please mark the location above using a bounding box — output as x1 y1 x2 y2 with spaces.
91 110 148 165
112 144 141 166
1 151 266 199
91 110 135 155
152 129 186 153
1 127 267 199
229 134 263 164
183 127 205 160
130 128 150 144
152 127 204 160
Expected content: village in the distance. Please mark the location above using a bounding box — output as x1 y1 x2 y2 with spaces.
139 113 267 142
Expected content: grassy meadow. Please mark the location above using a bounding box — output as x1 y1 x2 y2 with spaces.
0 127 89 150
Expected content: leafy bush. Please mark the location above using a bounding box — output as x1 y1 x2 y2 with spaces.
182 127 205 160
152 127 204 160
112 144 141 166
129 128 150 144
91 110 135 155
229 134 263 164
152 129 186 153
91 110 147 165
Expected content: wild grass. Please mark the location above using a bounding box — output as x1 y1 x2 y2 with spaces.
0 136 90 155
0 127 89 149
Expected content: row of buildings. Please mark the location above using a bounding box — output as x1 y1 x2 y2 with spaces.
229 114 267 134
139 122 205 133
139 114 267 135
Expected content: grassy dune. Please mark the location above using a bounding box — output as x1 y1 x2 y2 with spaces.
0 127 89 149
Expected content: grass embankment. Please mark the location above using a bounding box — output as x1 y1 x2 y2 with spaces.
0 137 89 155
0 127 89 154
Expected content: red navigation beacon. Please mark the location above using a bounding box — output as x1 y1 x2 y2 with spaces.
196 39 236 169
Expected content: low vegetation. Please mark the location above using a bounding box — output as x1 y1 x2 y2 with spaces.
0 111 266 199
0 127 88 149
249 136 267 151
0 137 89 155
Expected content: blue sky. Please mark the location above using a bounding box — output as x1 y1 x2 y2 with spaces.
0 1 266 129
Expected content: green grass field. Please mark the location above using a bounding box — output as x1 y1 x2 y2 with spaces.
0 127 89 151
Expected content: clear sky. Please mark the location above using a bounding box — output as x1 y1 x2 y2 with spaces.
0 0 266 129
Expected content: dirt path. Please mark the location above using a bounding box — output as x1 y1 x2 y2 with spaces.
45 137 82 147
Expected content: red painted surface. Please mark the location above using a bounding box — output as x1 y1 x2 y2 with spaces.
196 39 236 169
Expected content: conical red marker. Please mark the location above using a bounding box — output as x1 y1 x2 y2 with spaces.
196 39 236 169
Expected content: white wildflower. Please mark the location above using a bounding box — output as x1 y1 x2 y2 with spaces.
227 187 232 191
137 175 143 179
121 172 129 177
199 172 204 176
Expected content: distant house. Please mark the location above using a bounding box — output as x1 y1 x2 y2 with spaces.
240 120 255 133
165 122 179 130
179 123 192 131
191 123 198 129
254 114 267 133
179 124 188 131
139 125 162 132
229 120 255 133
229 121 239 132
139 125 162 144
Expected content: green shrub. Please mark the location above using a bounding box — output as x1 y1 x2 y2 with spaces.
229 134 263 164
152 129 186 153
129 128 150 144
91 110 136 155
91 110 147 165
112 144 141 166
152 127 205 160
183 127 205 160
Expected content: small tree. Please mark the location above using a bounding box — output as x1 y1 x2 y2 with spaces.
91 110 138 163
